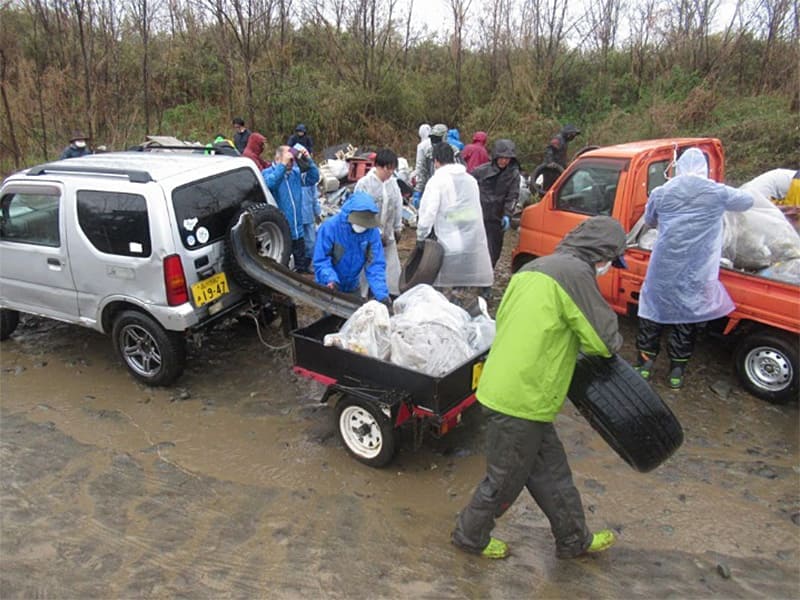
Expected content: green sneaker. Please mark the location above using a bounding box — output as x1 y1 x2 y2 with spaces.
481 537 510 559
635 352 655 381
668 361 687 389
587 529 616 554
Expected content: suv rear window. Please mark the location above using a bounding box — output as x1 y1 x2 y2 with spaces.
172 167 267 249
77 190 151 257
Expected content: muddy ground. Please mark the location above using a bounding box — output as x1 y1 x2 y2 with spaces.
1 232 799 599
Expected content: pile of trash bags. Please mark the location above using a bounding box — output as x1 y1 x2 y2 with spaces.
323 285 495 377
316 146 415 226
635 169 800 285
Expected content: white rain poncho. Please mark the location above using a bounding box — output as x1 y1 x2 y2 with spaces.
638 148 754 324
416 163 494 287
354 168 404 294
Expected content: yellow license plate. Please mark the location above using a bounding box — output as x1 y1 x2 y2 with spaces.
471 361 485 390
191 272 229 307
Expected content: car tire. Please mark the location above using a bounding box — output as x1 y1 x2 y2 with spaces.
335 395 397 467
568 353 684 473
226 203 292 291
112 310 186 386
530 162 564 195
398 239 445 293
0 309 20 341
734 329 798 404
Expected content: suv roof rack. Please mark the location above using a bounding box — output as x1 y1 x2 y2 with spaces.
27 164 153 183
130 144 235 156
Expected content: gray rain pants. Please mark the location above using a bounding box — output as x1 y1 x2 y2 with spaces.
452 408 592 558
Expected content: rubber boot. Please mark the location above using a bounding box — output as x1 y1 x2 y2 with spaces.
668 360 688 389
634 351 656 381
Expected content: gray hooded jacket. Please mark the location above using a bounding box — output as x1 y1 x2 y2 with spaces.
521 216 626 353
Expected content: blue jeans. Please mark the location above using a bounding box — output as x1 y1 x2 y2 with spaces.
303 223 316 259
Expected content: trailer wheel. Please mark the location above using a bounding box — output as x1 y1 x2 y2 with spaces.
335 396 397 467
734 330 798 404
568 353 684 473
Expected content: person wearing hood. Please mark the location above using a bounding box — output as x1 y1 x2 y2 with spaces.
60 131 91 159
544 124 581 168
413 123 464 207
462 131 491 173
354 148 404 295
636 148 753 389
262 144 320 273
452 216 628 561
242 132 270 169
287 123 313 155
472 139 521 269
447 128 465 151
415 123 431 183
313 192 390 303
417 142 492 306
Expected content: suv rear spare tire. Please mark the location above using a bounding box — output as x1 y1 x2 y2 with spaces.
226 204 291 291
568 353 684 473
112 310 186 386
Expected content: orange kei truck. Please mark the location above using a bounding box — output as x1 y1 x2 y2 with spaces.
514 138 800 404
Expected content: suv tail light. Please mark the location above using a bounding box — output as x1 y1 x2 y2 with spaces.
163 254 189 306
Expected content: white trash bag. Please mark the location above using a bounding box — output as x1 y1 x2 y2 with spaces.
389 285 494 376
323 301 391 359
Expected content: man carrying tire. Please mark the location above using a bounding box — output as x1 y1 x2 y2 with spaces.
416 142 493 308
452 216 628 560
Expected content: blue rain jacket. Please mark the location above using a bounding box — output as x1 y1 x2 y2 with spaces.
313 192 389 300
262 160 319 239
447 128 465 151
300 171 321 225
639 149 753 324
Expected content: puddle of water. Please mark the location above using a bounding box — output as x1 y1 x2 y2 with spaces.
1 314 798 598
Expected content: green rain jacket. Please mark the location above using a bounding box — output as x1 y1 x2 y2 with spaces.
477 216 626 422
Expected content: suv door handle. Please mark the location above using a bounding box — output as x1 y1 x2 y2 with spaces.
47 257 62 268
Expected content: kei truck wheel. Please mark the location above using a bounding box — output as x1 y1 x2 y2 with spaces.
112 310 186 386
0 309 20 340
568 353 684 473
335 396 398 467
734 330 798 405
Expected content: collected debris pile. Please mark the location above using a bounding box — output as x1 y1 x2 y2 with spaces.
635 169 800 285
323 285 495 376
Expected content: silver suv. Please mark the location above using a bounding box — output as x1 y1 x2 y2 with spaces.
0 152 290 385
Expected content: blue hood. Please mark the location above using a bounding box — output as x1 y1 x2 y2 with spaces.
339 192 379 220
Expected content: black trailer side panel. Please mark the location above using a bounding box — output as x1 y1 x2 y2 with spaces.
292 316 487 414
